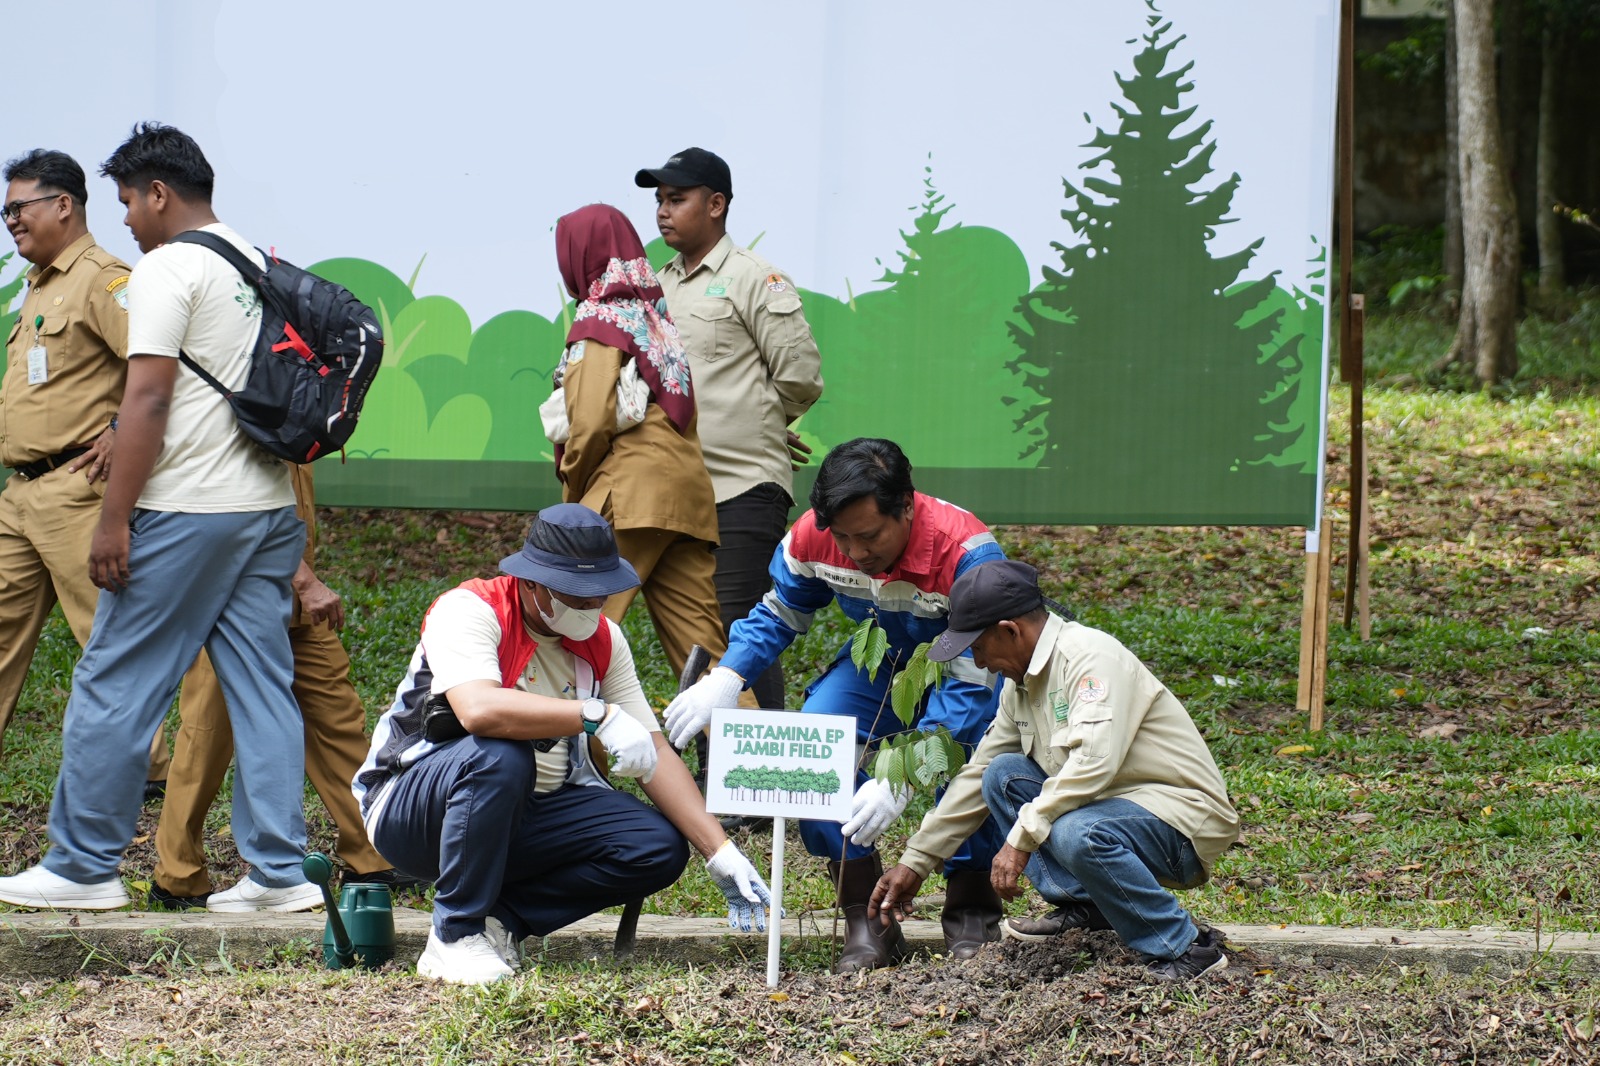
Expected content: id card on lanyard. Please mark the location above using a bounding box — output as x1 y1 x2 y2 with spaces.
26 315 47 385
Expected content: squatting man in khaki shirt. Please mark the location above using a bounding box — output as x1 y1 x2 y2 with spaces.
870 559 1241 983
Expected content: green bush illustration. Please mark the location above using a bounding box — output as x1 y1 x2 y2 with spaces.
308 257 564 463
1011 4 1314 513
800 165 1044 467
723 765 841 804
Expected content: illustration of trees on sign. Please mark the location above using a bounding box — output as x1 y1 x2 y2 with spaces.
801 163 1043 467
723 766 841 805
1013 4 1305 511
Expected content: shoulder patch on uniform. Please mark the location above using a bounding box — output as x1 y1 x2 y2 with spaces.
765 273 788 294
106 275 131 294
1076 676 1108 705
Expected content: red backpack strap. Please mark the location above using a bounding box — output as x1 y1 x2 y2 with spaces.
453 576 540 687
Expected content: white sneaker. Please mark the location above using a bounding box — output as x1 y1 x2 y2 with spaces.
484 916 524 972
417 928 514 986
206 876 323 913
0 864 129 910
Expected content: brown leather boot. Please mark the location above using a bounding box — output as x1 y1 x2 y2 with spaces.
941 869 1004 959
829 856 911 974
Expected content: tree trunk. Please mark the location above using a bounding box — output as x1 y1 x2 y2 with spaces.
1449 0 1520 386
1535 22 1564 297
1444 3 1465 291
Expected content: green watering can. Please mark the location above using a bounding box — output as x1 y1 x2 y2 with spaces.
302 852 395 970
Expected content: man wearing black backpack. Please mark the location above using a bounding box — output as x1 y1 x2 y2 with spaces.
0 123 316 912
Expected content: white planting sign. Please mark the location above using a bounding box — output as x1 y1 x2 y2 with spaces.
706 709 855 822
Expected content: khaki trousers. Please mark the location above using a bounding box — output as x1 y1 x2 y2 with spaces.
152 617 385 895
605 528 757 707
0 469 167 778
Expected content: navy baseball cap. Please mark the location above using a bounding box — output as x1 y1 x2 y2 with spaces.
635 147 733 199
498 504 640 598
928 560 1045 662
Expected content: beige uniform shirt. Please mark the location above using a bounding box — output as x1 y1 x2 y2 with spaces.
1 233 130 467
900 612 1240 880
659 235 823 503
557 341 718 543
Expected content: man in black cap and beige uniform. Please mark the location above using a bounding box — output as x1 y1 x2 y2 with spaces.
636 148 823 714
353 504 773 985
868 559 1240 983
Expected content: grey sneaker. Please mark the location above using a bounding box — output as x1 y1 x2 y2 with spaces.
1146 939 1229 982
1001 901 1113 941
483 916 523 972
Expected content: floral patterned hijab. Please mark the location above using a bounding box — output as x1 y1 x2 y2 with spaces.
554 204 695 435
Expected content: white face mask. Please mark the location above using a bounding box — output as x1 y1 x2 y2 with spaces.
538 589 602 641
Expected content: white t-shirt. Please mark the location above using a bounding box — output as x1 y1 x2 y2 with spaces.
125 222 293 512
419 588 657 793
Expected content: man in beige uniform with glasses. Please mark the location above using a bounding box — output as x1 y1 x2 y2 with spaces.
0 148 166 788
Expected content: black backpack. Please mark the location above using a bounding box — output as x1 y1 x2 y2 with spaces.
169 230 384 463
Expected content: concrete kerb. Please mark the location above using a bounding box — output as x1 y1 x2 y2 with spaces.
0 911 1595 980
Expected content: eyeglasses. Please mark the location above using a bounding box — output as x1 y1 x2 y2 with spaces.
1 194 64 222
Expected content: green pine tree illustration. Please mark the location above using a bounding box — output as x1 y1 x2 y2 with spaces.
1012 4 1298 507
802 162 1041 468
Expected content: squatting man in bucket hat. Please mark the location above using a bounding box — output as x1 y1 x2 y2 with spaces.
869 559 1241 982
353 504 773 986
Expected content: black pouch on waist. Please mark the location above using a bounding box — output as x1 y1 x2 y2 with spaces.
421 692 467 743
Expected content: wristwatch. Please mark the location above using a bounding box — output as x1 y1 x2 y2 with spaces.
581 697 608 735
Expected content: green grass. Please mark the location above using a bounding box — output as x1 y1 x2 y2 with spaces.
3 300 1599 941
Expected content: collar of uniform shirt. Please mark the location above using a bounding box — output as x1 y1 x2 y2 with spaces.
26 232 97 283
873 498 937 581
667 232 735 281
1015 612 1067 694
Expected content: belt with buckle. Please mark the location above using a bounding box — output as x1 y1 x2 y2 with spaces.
14 447 91 482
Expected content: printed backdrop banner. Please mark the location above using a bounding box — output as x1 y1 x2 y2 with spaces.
0 0 1338 526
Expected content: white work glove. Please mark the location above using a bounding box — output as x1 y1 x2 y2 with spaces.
595 705 658 782
840 778 911 847
705 841 774 933
663 666 744 750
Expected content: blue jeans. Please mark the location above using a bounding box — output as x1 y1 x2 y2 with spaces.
45 506 307 886
371 735 690 942
981 752 1205 960
797 653 1003 870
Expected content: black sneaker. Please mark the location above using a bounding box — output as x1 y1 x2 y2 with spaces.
352 868 430 891
1146 939 1229 982
1001 901 1113 941
143 780 167 804
147 882 210 910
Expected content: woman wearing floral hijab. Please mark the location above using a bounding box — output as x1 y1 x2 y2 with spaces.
551 204 743 693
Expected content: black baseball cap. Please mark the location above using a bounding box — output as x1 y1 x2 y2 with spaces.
928 560 1045 662
635 147 733 199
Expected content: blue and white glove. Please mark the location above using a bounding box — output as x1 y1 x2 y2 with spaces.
596 705 658 782
705 841 774 933
663 666 744 750
840 778 911 847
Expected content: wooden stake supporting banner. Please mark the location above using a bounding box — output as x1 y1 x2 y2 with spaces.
1342 294 1369 634
1358 444 1371 639
1296 516 1334 728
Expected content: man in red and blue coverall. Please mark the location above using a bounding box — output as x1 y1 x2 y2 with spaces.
664 437 1006 972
